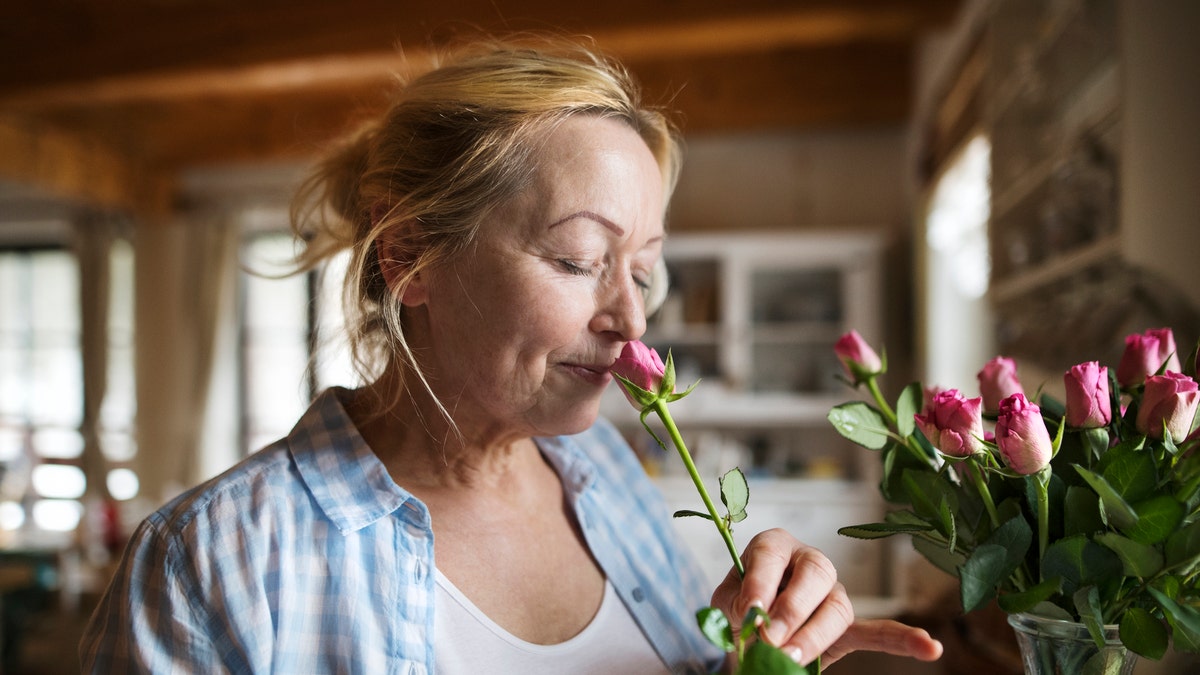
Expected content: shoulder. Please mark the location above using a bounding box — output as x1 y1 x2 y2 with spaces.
132 438 318 581
151 439 301 534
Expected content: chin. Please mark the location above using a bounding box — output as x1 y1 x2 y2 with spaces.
542 403 601 437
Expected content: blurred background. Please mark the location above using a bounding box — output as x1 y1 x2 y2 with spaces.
0 1 1198 672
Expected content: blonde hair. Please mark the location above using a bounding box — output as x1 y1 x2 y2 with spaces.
291 35 681 411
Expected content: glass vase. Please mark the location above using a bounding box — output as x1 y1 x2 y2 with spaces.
1007 612 1137 675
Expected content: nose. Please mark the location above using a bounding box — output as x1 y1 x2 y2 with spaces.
590 272 647 341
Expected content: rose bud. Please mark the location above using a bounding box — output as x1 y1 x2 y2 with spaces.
611 340 669 407
1064 361 1112 429
1136 372 1200 443
914 389 987 457
995 393 1053 475
1117 328 1182 388
978 356 1025 414
835 330 884 384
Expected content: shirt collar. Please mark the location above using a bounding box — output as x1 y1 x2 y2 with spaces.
287 387 423 534
287 387 602 530
537 431 598 497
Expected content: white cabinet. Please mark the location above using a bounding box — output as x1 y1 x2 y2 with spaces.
600 232 900 612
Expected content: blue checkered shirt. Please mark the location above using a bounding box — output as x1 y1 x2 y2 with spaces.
80 388 722 674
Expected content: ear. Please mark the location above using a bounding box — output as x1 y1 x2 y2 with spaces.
375 220 429 307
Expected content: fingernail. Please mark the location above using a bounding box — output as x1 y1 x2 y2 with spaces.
764 623 786 646
788 647 803 663
749 600 765 626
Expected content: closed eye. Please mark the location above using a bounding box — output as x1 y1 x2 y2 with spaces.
559 258 651 292
557 259 593 277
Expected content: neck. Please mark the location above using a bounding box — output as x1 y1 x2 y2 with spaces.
346 365 542 492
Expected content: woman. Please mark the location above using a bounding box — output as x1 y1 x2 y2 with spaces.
80 36 942 673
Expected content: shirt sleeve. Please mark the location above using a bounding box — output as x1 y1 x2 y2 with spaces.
79 514 226 674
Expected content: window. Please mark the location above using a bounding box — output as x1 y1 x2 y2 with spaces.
100 240 139 501
240 232 355 455
0 240 138 547
921 133 994 387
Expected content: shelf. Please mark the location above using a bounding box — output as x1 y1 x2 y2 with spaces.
749 323 843 344
644 324 721 345
985 0 1122 326
991 154 1054 220
989 234 1120 303
991 61 1120 219
601 385 849 429
989 0 1116 120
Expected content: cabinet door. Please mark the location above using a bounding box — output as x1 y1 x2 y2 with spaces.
746 265 845 395
646 256 724 385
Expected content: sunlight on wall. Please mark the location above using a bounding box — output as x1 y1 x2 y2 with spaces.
923 134 995 389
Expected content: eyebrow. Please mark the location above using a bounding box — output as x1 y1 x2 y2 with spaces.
547 211 625 236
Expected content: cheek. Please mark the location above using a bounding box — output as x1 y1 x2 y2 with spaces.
453 272 593 355
510 284 595 347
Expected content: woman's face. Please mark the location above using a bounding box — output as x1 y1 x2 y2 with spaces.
408 115 666 439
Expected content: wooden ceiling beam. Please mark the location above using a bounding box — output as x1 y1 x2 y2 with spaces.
0 115 172 218
0 0 956 195
632 42 914 134
26 42 913 169
0 0 956 97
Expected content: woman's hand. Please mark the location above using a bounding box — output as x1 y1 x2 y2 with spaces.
710 528 943 667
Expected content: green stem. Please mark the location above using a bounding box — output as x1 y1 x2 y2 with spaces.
865 377 896 426
903 436 936 467
652 399 745 578
966 460 1001 529
1035 470 1050 582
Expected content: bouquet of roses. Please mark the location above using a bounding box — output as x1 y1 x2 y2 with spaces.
828 327 1200 661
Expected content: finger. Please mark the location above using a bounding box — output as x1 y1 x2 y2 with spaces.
759 546 841 647
770 581 854 663
821 619 944 666
709 564 747 628
731 529 808 624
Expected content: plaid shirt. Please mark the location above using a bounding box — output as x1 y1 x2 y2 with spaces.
80 388 721 674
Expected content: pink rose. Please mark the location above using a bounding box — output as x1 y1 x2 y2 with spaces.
914 389 986 457
1136 372 1200 442
1064 361 1112 429
834 330 883 383
1117 328 1182 388
978 356 1024 414
995 394 1053 475
611 341 668 406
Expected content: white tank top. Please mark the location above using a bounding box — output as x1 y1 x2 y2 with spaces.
433 570 672 674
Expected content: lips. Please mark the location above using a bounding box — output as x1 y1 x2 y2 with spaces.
560 360 613 385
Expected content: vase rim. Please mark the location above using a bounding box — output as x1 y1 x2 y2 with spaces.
1008 611 1121 639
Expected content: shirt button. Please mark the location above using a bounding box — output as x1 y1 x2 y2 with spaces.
632 587 645 602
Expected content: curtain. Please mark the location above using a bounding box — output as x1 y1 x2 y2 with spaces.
73 211 120 566
134 211 238 506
